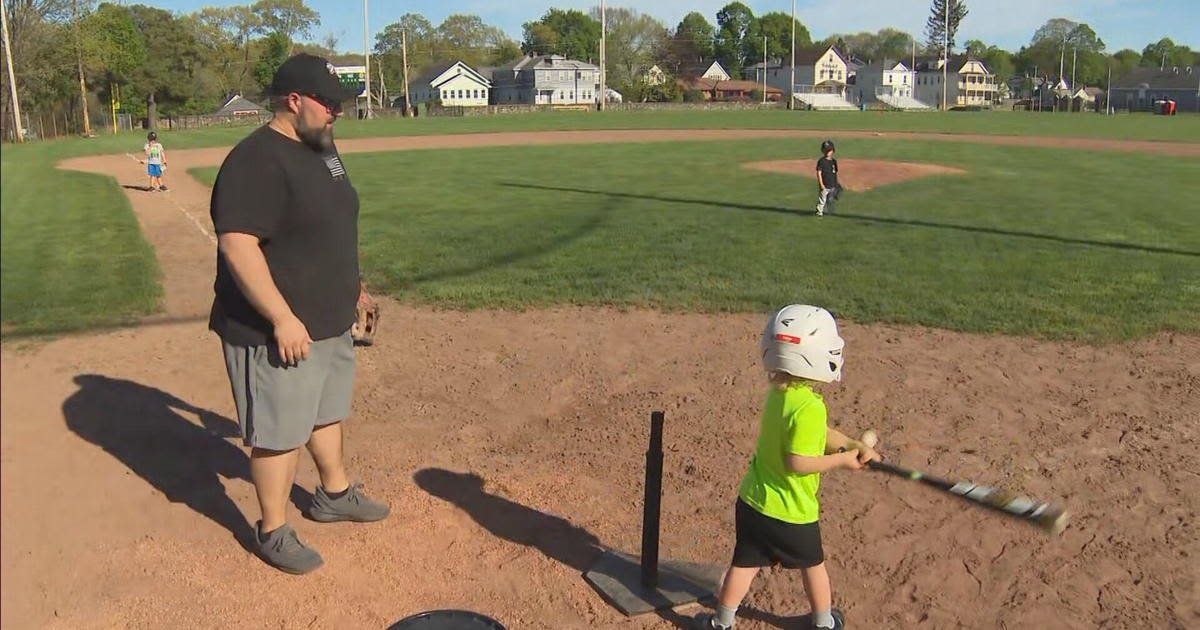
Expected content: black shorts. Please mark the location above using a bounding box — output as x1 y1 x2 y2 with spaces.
732 499 824 569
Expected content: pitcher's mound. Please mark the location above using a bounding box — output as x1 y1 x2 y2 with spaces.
744 158 967 191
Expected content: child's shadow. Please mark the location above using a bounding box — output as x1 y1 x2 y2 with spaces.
413 469 800 630
63 374 313 549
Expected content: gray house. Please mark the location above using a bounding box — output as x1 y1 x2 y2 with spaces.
490 54 600 105
213 94 264 116
1110 66 1198 112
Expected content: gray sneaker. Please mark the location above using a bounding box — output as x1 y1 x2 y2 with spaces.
254 521 323 574
693 613 731 630
308 482 390 523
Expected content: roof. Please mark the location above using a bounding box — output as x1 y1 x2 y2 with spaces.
214 95 263 115
856 60 910 73
496 54 598 74
414 61 492 87
791 45 848 66
679 77 783 93
1111 66 1199 90
913 55 989 74
414 62 458 85
678 59 729 79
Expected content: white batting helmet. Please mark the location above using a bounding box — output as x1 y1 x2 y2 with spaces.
760 305 845 383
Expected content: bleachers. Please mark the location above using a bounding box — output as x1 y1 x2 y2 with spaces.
877 94 935 110
792 92 857 110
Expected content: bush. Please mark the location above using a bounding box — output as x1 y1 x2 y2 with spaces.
683 90 706 103
749 89 764 102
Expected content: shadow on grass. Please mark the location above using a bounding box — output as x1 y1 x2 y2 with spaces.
401 197 620 287
501 182 1200 258
63 375 313 550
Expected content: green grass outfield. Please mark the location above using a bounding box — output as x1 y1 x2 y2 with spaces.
4 109 1199 338
190 137 1200 342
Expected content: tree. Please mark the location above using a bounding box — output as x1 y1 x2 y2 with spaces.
742 12 809 67
81 1 147 113
1 0 79 137
253 31 289 92
251 0 317 44
125 4 205 121
590 6 666 86
673 12 715 64
436 14 513 68
924 0 968 56
521 9 600 62
1141 38 1193 68
714 2 754 78
491 40 523 65
1018 19 1107 86
824 27 909 62
963 39 1014 82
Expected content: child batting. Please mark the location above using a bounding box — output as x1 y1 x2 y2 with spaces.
695 305 881 630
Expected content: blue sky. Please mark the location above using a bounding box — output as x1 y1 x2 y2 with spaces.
151 0 1197 55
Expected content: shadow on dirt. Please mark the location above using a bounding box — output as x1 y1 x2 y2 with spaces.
63 374 313 549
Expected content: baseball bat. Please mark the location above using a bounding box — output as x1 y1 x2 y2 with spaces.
846 431 1069 535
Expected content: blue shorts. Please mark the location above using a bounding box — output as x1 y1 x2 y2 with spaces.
147 163 163 177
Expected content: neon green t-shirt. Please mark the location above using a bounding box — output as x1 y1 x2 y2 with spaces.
738 385 828 524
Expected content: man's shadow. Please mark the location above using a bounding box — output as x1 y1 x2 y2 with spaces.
413 469 602 572
63 374 312 548
413 469 800 630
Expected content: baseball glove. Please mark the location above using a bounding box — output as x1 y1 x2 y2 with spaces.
351 281 380 346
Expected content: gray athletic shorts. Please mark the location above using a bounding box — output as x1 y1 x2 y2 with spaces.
220 329 356 451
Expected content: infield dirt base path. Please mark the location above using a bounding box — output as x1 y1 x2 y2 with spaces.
2 129 1197 630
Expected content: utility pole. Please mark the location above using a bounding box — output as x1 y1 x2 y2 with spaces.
110 82 118 134
72 0 92 136
762 35 768 104
401 29 411 116
789 0 796 109
1 0 24 142
599 0 606 111
1106 63 1112 114
941 0 948 110
363 0 372 118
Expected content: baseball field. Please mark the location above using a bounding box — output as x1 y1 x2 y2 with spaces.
2 110 1198 629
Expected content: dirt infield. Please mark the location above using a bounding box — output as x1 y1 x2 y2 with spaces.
2 129 1198 629
742 158 967 191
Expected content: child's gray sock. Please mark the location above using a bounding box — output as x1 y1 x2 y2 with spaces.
715 604 737 628
812 609 835 629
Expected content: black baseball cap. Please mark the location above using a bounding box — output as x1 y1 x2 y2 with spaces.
270 53 357 109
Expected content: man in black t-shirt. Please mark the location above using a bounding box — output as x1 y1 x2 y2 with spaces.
815 139 840 217
210 54 389 574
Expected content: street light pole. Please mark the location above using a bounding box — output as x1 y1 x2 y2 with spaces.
599 0 606 111
363 0 372 118
789 0 796 109
941 0 948 110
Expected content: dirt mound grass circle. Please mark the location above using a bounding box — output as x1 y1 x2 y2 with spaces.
744 158 967 191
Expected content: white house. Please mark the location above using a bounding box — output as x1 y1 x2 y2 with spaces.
643 64 668 86
750 45 850 96
681 60 732 81
410 61 492 107
914 56 998 108
852 60 918 105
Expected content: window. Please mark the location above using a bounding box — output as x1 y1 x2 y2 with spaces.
571 91 575 100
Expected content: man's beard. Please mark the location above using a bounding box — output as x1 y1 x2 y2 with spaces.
297 118 334 152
